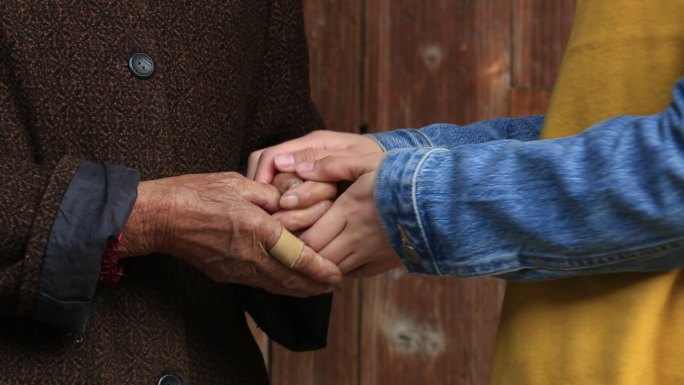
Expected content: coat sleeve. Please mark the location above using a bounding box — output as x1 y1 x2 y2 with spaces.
0 75 139 331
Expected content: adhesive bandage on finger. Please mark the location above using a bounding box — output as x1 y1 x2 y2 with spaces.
268 228 305 268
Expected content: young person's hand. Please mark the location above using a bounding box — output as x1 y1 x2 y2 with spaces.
291 153 403 276
247 130 382 183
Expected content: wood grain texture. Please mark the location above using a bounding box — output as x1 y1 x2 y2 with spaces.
364 0 512 130
360 273 505 385
304 0 364 133
510 87 551 116
513 0 577 89
361 1 510 384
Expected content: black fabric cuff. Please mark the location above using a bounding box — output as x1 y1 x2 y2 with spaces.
238 287 332 351
34 161 140 331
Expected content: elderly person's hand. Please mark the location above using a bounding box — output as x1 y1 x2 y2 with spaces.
117 172 341 297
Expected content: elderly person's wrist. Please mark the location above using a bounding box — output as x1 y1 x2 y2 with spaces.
118 180 172 258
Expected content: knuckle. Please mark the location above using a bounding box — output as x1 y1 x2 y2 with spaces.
281 215 303 232
322 157 338 175
295 187 311 203
294 148 318 163
281 275 303 290
220 171 243 188
247 151 261 165
310 129 326 138
224 171 242 180
293 248 316 271
282 175 303 191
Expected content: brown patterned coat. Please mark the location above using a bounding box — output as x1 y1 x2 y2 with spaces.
0 1 321 383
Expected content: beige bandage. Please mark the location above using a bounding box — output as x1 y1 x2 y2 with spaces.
268 228 305 268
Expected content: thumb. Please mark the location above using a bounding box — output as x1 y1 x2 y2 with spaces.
294 154 376 182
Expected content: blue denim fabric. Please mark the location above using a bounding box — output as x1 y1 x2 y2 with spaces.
368 115 544 151
370 78 684 281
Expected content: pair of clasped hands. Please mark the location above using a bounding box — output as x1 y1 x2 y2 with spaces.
121 131 402 298
246 130 403 294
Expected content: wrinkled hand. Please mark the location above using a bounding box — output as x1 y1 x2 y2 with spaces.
118 172 341 297
292 153 403 276
247 130 382 183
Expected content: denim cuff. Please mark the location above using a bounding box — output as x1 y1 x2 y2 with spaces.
367 129 434 152
375 148 444 275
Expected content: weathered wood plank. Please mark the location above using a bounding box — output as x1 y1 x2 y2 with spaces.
360 273 505 385
305 0 364 133
510 87 551 117
365 0 512 130
513 0 577 89
361 1 511 384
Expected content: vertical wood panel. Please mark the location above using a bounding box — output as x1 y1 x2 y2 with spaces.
269 1 363 384
304 0 364 133
361 273 505 385
510 88 550 117
361 1 510 384
513 0 576 89
365 0 512 130
510 0 576 116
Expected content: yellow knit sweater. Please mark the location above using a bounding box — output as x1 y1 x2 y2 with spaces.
491 1 684 384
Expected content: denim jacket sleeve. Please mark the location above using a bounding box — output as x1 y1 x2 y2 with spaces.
372 78 684 281
367 115 544 151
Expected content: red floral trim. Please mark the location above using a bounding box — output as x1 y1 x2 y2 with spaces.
99 233 123 288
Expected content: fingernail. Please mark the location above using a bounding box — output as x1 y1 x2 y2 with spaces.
275 154 294 168
296 161 314 173
280 194 299 208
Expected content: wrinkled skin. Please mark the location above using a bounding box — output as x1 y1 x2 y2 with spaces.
118 171 341 297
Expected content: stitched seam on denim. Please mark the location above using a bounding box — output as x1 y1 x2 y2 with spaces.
523 236 684 270
412 148 445 275
365 134 388 152
442 236 684 277
416 129 435 147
